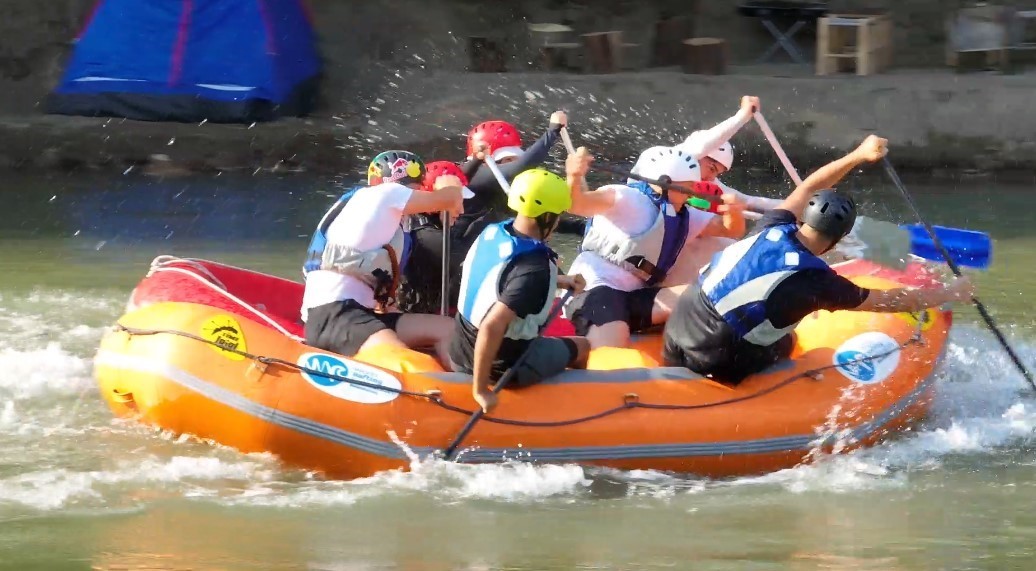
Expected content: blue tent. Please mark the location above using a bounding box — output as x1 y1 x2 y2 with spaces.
46 0 321 123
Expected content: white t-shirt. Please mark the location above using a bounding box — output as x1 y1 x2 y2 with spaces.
566 184 716 292
301 182 413 320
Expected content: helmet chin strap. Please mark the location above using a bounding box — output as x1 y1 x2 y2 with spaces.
535 213 560 240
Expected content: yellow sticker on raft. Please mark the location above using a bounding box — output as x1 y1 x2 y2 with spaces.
200 315 247 361
896 308 937 331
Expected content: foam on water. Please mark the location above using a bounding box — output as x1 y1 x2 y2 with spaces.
0 342 93 399
728 324 1036 494
221 449 594 508
0 454 280 511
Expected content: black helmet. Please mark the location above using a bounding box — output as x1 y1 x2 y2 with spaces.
367 150 426 187
801 189 856 240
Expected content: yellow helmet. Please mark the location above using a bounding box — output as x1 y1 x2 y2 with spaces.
507 168 571 218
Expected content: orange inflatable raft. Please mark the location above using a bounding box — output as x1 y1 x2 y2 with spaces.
93 256 952 480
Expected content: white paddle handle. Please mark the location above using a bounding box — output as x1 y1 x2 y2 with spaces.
754 112 803 186
560 127 577 155
483 155 511 194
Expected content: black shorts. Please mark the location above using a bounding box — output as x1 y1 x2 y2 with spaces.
304 300 403 357
662 333 795 385
450 337 580 388
569 285 659 336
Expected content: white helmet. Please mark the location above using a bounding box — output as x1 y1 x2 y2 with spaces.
683 130 734 170
634 146 702 183
628 145 668 183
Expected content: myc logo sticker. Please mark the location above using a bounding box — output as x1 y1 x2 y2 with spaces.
297 352 402 404
832 332 901 385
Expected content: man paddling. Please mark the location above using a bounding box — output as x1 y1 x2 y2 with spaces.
629 95 784 214
662 135 975 384
400 112 569 315
448 168 591 414
562 145 747 349
301 150 470 364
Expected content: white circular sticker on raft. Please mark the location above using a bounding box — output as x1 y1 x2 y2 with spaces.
832 332 902 384
297 352 402 404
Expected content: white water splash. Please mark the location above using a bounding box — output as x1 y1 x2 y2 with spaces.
0 342 92 399
0 455 279 511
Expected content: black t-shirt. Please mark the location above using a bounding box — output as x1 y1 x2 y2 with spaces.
664 209 870 376
448 246 554 378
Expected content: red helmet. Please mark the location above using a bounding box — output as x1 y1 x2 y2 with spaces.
422 161 470 192
685 181 725 214
467 120 522 157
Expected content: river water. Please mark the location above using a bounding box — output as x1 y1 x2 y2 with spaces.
2 169 1036 570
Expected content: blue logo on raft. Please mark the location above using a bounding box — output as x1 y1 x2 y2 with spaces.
300 353 350 387
295 352 403 404
835 350 876 382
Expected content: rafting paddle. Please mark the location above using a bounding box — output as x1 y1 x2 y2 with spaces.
754 113 994 269
882 156 1034 390
443 288 576 461
440 211 451 316
900 223 991 270
755 112 804 186
483 154 511 194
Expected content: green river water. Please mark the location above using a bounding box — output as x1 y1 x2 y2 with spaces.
2 168 1036 570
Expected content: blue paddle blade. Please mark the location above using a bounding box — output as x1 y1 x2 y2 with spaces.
900 224 992 269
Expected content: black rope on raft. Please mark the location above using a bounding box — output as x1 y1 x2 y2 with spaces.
426 335 922 427
113 324 437 400
112 318 926 428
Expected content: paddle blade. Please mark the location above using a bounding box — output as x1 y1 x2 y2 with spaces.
901 224 992 269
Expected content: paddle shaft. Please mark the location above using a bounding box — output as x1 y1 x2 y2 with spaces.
443 289 575 460
882 156 1035 389
561 126 577 155
440 212 451 316
594 164 722 204
483 154 512 194
754 112 804 186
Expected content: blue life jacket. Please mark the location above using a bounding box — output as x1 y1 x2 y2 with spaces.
457 220 558 341
698 223 830 346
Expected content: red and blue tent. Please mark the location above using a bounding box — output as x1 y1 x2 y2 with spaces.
46 0 321 123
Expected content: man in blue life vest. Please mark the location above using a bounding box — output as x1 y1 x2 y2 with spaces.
301 150 471 364
448 168 591 414
662 135 976 383
562 145 748 349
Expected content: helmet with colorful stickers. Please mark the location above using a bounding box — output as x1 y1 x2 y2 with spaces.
367 150 426 187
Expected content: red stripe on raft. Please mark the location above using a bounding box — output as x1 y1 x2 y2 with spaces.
257 0 275 54
76 0 104 40
297 0 316 28
169 0 193 86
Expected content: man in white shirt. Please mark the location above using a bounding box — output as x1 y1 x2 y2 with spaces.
563 146 746 349
301 150 470 363
636 96 786 287
632 96 783 214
